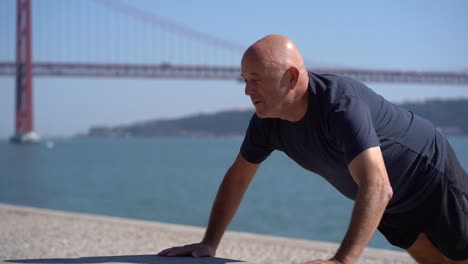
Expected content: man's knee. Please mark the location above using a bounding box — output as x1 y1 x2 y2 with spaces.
406 233 449 264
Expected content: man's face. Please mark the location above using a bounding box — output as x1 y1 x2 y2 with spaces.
241 54 289 118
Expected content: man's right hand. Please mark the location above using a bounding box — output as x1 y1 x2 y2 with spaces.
158 154 258 259
157 242 216 258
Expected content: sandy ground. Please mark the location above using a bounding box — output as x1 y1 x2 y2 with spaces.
0 203 415 264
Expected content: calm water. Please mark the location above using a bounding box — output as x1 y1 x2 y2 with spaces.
1 137 467 250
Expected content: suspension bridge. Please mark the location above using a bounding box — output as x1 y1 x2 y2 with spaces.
1 0 468 143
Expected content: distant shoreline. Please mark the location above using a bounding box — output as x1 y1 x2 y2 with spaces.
1 98 467 139
79 98 468 138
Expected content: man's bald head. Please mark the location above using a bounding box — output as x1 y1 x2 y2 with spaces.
241 34 310 121
242 34 306 76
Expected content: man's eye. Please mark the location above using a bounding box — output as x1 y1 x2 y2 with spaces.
243 79 261 84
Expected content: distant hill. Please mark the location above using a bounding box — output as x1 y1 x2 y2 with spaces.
81 109 254 138
79 98 468 138
399 99 468 135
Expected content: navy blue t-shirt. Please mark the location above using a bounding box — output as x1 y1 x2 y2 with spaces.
241 71 447 213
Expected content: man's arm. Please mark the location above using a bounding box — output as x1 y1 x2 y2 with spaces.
307 146 393 264
158 153 260 257
202 153 260 248
332 146 393 264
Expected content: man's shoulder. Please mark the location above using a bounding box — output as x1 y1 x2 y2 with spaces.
310 71 363 87
247 113 278 129
310 71 380 107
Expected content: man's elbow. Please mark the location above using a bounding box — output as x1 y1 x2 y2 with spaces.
377 181 393 204
382 184 393 203
364 179 393 205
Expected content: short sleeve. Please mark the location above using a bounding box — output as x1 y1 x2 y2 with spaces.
329 96 380 164
240 114 275 164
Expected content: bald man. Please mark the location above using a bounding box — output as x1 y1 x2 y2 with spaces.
158 35 468 263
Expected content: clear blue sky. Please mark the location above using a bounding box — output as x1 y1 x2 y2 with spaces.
1 0 467 138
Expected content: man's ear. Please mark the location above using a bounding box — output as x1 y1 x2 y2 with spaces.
288 66 300 89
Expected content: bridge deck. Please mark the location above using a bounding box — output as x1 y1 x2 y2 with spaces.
1 62 467 85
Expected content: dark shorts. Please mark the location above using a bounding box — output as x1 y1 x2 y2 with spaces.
378 141 468 261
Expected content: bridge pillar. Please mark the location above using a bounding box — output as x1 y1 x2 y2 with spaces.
11 0 39 144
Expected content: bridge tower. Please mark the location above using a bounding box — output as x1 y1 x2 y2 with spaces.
10 0 39 143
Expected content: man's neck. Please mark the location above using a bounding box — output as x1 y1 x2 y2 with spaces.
281 85 309 122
